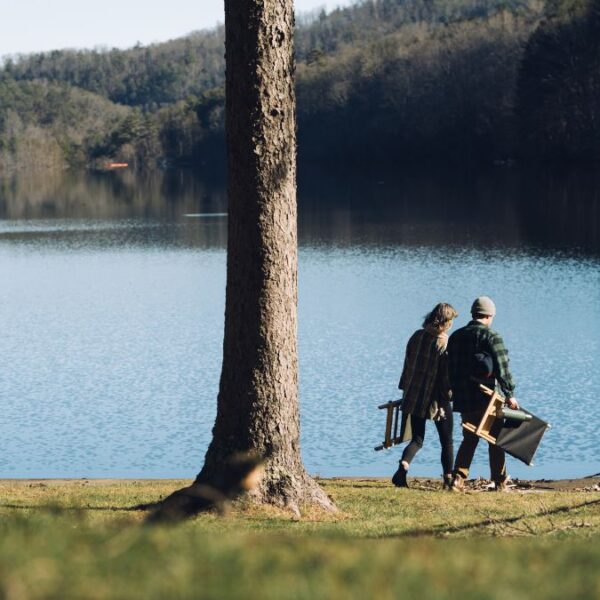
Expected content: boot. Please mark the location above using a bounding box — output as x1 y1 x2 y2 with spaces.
450 473 465 492
442 474 453 490
493 478 511 492
391 462 408 488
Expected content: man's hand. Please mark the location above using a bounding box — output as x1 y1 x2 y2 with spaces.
506 397 519 409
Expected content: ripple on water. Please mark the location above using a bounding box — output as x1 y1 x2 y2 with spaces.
0 223 599 479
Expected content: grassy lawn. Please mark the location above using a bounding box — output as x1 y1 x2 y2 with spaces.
0 478 599 599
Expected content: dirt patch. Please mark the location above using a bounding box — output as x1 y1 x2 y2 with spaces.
513 476 600 492
328 474 600 492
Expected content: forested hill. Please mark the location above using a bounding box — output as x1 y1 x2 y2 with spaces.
1 0 598 173
2 0 535 108
2 29 226 110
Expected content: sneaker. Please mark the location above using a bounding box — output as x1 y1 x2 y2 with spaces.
392 464 408 488
450 474 465 492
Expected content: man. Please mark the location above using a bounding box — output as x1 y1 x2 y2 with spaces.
447 296 518 492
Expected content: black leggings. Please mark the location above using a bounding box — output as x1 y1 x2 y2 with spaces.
401 411 454 474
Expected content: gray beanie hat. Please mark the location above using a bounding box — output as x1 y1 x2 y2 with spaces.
471 296 496 317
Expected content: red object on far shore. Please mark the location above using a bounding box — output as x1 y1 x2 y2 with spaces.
107 162 128 169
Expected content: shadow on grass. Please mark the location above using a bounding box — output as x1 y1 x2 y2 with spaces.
0 502 156 513
378 498 600 539
0 455 265 522
2 498 598 539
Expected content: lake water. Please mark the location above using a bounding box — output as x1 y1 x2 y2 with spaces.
0 167 599 481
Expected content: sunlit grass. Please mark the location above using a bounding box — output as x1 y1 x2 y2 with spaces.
0 479 598 599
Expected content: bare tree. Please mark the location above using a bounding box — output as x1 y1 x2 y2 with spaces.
152 0 334 520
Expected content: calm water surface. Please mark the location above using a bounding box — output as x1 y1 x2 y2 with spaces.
0 168 599 480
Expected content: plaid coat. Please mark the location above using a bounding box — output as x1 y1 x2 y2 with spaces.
398 327 452 419
447 320 516 413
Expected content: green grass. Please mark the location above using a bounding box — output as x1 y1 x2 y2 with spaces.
0 479 599 599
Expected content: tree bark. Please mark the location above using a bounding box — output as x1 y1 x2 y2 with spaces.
149 0 334 522
184 0 334 514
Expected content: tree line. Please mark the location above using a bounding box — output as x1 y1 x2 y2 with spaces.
0 0 598 174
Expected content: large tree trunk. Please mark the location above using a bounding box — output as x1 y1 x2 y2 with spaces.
192 0 333 513
151 0 335 520
149 0 334 520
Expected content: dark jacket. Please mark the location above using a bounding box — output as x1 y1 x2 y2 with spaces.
447 320 515 413
399 327 452 419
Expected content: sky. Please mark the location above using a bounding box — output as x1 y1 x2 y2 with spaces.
0 0 353 58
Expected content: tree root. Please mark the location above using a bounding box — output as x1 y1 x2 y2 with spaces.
146 455 336 523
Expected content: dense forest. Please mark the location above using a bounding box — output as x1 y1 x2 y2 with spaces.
517 0 600 162
0 0 598 173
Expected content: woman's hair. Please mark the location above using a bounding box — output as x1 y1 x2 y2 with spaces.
422 303 459 330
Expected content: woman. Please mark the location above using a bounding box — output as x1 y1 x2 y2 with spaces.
392 302 458 489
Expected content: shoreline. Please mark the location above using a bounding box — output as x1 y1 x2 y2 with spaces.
1 474 598 492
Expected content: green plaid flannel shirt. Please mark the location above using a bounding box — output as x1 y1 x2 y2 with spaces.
447 320 515 413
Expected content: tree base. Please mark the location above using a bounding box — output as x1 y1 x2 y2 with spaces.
248 469 337 516
147 463 336 523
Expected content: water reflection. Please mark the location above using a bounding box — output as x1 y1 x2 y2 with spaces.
2 166 600 253
0 169 227 221
0 170 228 249
297 166 600 253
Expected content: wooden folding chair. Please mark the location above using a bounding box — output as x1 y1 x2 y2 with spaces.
462 384 506 443
374 399 405 451
462 384 550 466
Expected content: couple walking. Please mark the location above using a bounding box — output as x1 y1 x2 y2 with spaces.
393 296 517 492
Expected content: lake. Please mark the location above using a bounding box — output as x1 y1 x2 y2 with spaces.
0 167 599 481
